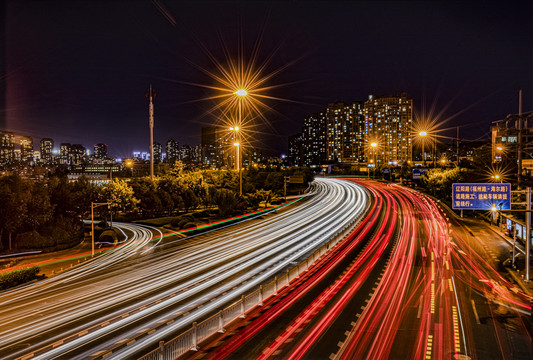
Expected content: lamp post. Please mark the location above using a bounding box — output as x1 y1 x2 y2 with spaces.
234 89 247 196
371 142 377 179
419 131 428 166
125 159 134 177
91 202 110 257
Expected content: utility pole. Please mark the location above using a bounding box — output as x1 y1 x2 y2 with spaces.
526 187 531 281
517 90 523 188
145 85 157 180
456 126 460 168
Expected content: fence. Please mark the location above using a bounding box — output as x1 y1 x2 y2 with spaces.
138 212 363 360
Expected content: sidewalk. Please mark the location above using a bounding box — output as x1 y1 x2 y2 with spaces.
482 220 533 298
425 191 533 299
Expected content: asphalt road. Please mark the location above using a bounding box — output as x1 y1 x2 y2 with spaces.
0 178 369 360
183 179 532 360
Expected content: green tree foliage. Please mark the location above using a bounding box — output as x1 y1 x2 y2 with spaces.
210 188 242 217
421 167 472 201
102 179 140 213
129 178 161 217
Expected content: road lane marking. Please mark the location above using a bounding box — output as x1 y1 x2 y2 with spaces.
425 334 433 359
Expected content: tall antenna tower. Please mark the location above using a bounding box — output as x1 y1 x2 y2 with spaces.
145 85 157 179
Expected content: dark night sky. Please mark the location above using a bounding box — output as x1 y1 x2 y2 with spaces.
4 0 533 158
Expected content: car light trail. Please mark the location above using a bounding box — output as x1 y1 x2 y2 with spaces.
0 178 369 360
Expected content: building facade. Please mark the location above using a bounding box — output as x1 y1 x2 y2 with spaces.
40 138 54 164
0 131 15 165
364 93 413 166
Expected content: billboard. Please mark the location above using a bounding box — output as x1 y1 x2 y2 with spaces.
452 183 511 210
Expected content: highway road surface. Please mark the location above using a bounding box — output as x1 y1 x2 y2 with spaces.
0 178 369 360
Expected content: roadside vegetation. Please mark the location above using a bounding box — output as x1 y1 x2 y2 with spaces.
0 165 313 254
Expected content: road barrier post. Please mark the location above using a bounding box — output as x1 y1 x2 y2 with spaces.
217 310 225 333
158 341 165 360
191 322 198 351
240 295 246 318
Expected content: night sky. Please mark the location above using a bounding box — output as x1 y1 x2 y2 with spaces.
4 0 533 158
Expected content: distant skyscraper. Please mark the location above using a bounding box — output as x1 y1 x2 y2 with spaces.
364 93 413 166
59 143 71 165
342 102 365 163
165 139 179 164
201 126 217 167
93 143 108 160
0 131 14 165
288 133 303 166
302 111 327 166
325 101 365 164
18 136 34 164
153 142 162 163
70 144 86 165
40 138 54 163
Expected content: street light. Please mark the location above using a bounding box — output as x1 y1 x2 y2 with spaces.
233 89 247 196
419 130 428 166
371 142 378 179
491 174 502 183
125 159 134 177
91 202 110 257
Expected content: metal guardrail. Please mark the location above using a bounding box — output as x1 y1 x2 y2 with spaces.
137 197 369 360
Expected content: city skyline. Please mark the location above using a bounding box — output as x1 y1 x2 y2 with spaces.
2 1 533 157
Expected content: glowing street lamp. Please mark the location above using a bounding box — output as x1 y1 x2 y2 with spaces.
370 142 378 179
419 130 428 166
233 88 248 196
125 159 134 177
234 89 248 97
491 174 502 183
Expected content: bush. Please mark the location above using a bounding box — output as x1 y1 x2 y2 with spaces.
99 229 118 244
182 222 197 230
192 210 211 218
170 215 195 229
0 266 40 290
16 231 55 249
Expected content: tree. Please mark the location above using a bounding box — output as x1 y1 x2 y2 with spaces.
102 179 139 213
130 178 162 216
0 175 31 250
211 188 240 217
25 184 53 231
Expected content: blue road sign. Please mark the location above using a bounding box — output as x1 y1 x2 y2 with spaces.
452 183 511 210
412 168 428 180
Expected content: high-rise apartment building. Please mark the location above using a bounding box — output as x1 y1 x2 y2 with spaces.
40 138 54 163
325 101 365 164
166 139 179 164
153 142 162 163
18 136 34 164
288 133 303 166
0 131 15 165
302 111 327 166
59 143 71 165
93 143 108 160
201 127 218 167
364 93 413 166
70 144 86 165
